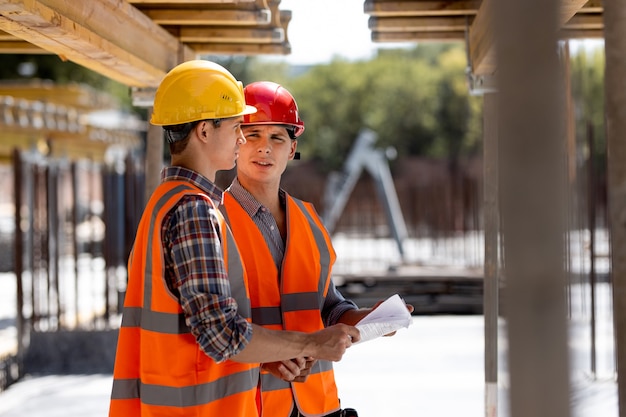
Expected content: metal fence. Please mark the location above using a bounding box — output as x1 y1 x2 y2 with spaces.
0 148 143 391
0 142 611 390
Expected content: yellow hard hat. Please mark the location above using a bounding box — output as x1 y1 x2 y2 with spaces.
150 60 257 126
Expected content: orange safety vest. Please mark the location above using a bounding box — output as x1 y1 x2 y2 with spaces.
109 180 259 417
222 191 340 417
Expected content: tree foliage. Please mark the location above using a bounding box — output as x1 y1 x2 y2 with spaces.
246 44 484 171
569 43 605 170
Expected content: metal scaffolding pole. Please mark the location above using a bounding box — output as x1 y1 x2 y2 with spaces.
483 92 499 417
495 0 571 416
604 2 626 416
144 107 163 202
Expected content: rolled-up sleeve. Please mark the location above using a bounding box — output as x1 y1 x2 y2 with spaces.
163 195 253 363
322 280 358 327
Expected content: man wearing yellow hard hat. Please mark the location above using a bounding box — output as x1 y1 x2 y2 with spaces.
108 60 360 417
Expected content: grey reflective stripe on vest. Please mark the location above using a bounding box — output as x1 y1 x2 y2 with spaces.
261 360 334 392
121 306 189 334
144 184 194 311
111 368 260 405
119 185 195 333
281 292 321 312
251 306 282 326
290 198 331 310
221 220 251 319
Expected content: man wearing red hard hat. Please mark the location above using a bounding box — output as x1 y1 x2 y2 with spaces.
222 81 414 417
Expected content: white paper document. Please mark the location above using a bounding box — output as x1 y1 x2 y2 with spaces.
354 294 413 344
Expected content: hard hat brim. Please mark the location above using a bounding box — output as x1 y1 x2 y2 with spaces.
241 105 258 116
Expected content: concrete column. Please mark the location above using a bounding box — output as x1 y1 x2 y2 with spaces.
604 2 626 416
483 92 499 417
495 0 571 416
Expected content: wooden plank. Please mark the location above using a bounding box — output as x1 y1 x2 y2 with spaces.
0 0 195 87
0 28 14 39
372 30 465 42
559 28 604 39
364 0 480 17
0 83 119 110
467 0 494 75
469 0 588 75
140 8 271 25
385 30 604 42
129 0 257 3
278 9 291 44
564 14 603 30
580 0 603 13
186 41 289 55
174 26 284 43
0 39 48 52
369 15 471 32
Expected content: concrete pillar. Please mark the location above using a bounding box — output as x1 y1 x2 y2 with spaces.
495 0 571 416
604 2 626 416
483 92 499 417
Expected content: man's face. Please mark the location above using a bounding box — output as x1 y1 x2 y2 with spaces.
237 124 297 184
206 117 246 172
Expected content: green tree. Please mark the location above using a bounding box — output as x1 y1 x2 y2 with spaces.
282 43 482 171
430 46 482 160
569 44 605 169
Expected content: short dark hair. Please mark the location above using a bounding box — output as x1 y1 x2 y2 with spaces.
163 121 196 144
164 119 223 144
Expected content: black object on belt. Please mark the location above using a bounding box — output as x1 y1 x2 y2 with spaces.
290 408 358 417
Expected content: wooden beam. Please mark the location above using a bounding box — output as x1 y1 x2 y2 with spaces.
467 0 494 75
0 0 195 87
369 15 471 32
468 0 589 76
564 14 604 30
559 28 604 39
364 0 480 17
0 39 48 52
191 41 290 55
140 8 271 26
372 27 604 43
0 28 14 39
129 0 257 3
580 0 603 13
173 26 284 43
372 30 465 42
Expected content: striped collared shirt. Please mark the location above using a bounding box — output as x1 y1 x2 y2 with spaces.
227 178 357 326
160 166 252 363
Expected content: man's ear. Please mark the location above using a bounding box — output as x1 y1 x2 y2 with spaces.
288 140 298 160
195 121 210 143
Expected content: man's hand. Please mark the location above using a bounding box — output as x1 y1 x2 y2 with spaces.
262 357 317 382
292 357 316 382
306 324 360 361
338 299 415 337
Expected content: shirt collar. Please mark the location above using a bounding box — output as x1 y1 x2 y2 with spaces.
161 166 224 205
227 177 287 217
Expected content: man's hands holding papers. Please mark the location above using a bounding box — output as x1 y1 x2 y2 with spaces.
353 294 414 344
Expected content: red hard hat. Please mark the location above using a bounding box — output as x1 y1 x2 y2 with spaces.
243 81 304 138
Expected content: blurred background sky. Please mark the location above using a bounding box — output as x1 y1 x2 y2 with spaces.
270 0 410 65
273 0 604 66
